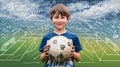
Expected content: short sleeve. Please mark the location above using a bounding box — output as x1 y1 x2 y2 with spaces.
38 36 48 52
73 36 82 52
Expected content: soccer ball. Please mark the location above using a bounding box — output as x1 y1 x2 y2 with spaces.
46 36 73 62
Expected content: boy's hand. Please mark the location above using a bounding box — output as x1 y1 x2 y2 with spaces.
70 45 75 57
68 45 75 61
43 45 49 57
40 45 50 62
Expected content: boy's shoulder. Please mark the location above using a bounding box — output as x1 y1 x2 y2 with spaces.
43 32 55 39
44 32 53 36
67 31 78 37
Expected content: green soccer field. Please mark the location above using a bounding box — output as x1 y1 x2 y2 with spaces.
0 0 120 67
0 34 120 67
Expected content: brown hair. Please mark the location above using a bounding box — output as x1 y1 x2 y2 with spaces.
50 3 70 20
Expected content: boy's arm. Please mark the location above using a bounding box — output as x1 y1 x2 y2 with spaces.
70 46 81 62
72 52 81 62
40 53 48 62
40 46 49 62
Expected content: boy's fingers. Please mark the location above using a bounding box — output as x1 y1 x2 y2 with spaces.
71 46 75 52
44 45 48 49
44 48 48 52
44 45 50 50
71 49 75 52
44 52 49 56
44 45 49 51
72 46 75 49
45 52 48 54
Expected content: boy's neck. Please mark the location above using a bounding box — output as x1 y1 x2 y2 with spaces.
54 29 67 35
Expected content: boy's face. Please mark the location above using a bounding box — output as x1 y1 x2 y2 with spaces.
51 14 69 30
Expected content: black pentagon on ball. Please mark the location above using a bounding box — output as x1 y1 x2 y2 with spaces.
68 42 71 46
53 39 57 44
49 54 55 60
47 45 50 51
57 53 63 58
60 45 65 50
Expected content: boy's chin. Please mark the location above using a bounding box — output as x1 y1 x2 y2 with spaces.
55 27 63 30
56 28 63 30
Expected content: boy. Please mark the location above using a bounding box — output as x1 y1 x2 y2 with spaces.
39 3 82 67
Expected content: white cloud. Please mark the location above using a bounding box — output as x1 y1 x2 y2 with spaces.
0 0 45 20
68 0 120 20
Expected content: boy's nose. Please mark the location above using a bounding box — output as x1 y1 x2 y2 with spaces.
57 19 62 22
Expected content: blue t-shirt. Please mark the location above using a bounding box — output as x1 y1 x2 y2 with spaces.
39 31 82 67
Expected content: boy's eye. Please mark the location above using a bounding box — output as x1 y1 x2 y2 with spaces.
54 16 66 19
61 17 65 19
55 17 59 19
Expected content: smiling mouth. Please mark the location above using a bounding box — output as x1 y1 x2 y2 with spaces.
57 24 62 26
